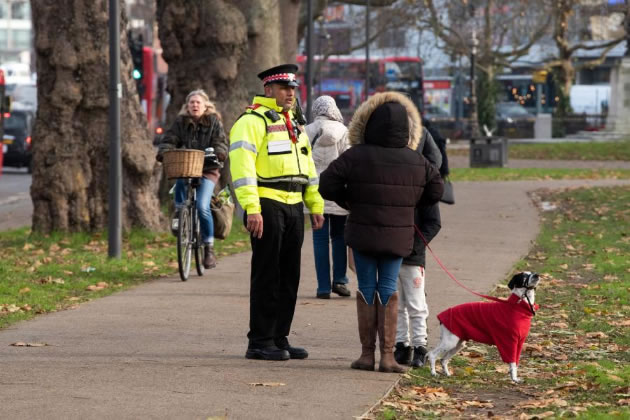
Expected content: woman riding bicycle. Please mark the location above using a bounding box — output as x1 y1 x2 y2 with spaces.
157 89 229 269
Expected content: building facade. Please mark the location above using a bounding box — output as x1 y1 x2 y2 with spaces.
0 0 32 66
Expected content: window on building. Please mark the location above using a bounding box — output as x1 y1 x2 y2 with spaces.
0 2 7 19
377 28 406 49
0 29 8 49
12 29 31 49
11 1 30 20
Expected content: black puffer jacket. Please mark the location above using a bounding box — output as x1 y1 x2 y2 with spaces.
159 113 228 161
319 92 443 258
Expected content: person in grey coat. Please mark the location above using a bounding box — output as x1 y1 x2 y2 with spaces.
306 96 351 299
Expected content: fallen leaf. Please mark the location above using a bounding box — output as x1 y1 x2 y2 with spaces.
248 382 285 387
96 282 109 288
586 332 608 339
462 400 494 408
19 287 31 294
516 398 568 409
10 342 48 347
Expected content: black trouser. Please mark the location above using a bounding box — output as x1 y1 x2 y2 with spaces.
247 198 305 348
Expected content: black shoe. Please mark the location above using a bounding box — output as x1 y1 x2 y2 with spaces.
394 342 413 365
275 340 309 359
332 283 351 297
316 293 330 299
411 345 428 368
245 346 290 361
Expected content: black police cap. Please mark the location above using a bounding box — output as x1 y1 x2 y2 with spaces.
257 64 299 87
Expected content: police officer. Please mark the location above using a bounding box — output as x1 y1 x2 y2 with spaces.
230 64 325 361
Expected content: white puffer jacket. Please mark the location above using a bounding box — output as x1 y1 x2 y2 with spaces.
306 97 350 216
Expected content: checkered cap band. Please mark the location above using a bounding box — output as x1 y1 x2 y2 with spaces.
263 73 296 85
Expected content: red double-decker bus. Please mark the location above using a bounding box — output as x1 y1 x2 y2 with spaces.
296 55 424 120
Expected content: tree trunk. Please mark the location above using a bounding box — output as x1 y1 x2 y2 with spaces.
30 0 162 233
156 0 302 130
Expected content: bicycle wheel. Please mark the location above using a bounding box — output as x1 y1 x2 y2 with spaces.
177 206 192 281
194 209 205 276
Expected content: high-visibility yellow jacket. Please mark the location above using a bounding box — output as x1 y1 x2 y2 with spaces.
229 95 324 215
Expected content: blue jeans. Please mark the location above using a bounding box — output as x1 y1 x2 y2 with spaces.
175 177 215 244
352 250 402 305
312 214 348 294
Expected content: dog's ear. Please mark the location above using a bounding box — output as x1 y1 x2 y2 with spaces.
508 273 524 290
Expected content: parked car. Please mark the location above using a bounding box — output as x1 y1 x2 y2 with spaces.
2 107 35 172
495 102 535 138
423 105 461 139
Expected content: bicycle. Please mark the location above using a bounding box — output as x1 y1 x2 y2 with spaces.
174 176 205 281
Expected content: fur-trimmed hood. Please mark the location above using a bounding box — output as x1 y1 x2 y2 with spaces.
347 91 422 150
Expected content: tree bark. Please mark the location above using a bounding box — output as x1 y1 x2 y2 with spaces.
157 0 303 130
30 0 162 233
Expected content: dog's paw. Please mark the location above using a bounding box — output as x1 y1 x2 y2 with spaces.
511 377 522 384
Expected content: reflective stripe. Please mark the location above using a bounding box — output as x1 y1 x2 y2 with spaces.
230 141 257 154
233 177 258 188
308 177 319 186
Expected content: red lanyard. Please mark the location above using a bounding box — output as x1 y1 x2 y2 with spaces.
283 112 298 143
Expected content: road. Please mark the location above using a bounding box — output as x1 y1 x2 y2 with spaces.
0 167 32 231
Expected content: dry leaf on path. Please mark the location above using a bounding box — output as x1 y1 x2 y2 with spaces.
248 382 286 387
10 342 49 347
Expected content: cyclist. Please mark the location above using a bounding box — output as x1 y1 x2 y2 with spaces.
157 89 229 269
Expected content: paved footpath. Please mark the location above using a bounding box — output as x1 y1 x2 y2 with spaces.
1 178 630 419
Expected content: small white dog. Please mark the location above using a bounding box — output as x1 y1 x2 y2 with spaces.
426 272 540 383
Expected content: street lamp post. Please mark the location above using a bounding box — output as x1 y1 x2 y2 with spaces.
469 14 481 139
108 0 122 258
306 0 314 122
365 0 370 100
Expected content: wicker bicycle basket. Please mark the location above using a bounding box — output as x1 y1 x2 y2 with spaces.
162 149 205 179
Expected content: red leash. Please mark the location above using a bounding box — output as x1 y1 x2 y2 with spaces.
414 225 506 304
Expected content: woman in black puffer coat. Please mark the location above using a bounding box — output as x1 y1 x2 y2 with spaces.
319 91 443 373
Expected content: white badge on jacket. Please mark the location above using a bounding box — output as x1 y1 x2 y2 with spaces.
268 139 292 155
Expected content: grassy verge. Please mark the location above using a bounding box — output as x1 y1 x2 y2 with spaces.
374 185 630 419
450 168 630 182
448 141 630 161
0 220 251 329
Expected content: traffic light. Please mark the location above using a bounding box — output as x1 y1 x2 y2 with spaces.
127 32 144 97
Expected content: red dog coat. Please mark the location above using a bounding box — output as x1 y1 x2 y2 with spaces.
437 294 538 364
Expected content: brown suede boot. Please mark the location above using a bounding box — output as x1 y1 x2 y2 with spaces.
377 292 406 373
350 291 377 371
203 245 217 269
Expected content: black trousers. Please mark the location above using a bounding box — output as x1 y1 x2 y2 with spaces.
247 198 304 348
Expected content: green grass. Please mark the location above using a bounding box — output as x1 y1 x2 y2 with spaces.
450 167 630 181
374 185 630 419
0 220 251 329
448 140 630 161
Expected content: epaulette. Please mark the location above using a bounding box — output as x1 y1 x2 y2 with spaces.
235 105 268 130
